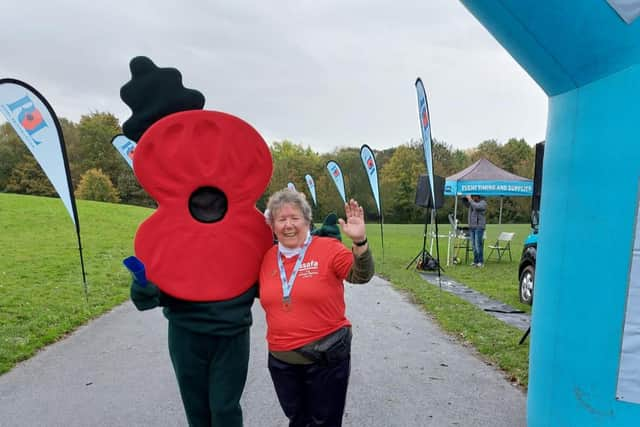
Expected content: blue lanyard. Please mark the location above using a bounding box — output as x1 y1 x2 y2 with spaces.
277 235 312 303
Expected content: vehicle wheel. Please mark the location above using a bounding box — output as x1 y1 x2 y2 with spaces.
519 265 535 305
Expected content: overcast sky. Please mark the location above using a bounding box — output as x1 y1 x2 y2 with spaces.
1 0 547 153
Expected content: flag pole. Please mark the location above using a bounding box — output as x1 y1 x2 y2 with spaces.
359 144 384 268
51 95 89 301
0 79 88 300
415 78 443 286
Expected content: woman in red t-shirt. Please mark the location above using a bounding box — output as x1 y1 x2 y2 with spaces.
259 189 374 427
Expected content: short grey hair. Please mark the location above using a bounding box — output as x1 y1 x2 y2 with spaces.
264 188 313 225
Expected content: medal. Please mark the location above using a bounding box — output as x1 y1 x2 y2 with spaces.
278 235 312 313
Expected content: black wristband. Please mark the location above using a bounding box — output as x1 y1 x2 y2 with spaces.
353 237 368 247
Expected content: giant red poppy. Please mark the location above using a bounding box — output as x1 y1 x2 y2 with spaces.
133 109 274 301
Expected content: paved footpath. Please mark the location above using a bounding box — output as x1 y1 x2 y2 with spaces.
0 276 526 427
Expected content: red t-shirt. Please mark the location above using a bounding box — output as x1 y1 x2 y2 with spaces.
259 236 353 351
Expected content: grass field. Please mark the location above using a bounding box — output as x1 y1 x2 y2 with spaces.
0 193 148 375
0 192 533 387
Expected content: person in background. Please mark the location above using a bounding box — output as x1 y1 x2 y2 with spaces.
259 189 374 427
463 194 487 267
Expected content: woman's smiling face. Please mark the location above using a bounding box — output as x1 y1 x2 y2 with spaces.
272 203 309 249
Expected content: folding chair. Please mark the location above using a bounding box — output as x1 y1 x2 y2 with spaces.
487 232 515 261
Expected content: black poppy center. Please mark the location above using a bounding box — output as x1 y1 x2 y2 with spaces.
189 187 227 223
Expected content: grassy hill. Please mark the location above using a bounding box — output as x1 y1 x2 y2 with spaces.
0 193 150 374
0 192 532 386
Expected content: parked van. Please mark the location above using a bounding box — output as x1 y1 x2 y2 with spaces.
519 216 537 304
518 142 544 305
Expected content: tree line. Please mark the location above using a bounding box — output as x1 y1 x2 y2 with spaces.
0 112 537 224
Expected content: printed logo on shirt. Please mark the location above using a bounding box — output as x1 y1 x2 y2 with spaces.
299 259 319 278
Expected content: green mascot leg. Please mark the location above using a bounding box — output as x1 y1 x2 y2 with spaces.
168 323 250 427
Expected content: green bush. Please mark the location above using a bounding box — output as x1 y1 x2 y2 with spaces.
75 168 120 203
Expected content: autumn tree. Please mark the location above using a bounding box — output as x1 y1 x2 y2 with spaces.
267 140 323 211
115 172 155 207
59 118 82 186
75 168 120 203
500 138 534 177
379 142 424 223
432 139 468 177
5 157 56 196
76 113 122 174
2 106 540 224
471 139 502 165
0 123 30 190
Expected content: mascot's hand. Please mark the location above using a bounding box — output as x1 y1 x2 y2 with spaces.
124 256 161 310
311 213 342 241
130 280 161 311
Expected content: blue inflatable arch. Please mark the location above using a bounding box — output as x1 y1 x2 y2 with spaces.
459 1 640 425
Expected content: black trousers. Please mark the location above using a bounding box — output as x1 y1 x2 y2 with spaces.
268 353 351 427
168 323 250 427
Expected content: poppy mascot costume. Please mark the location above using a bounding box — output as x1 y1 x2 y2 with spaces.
120 56 274 427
